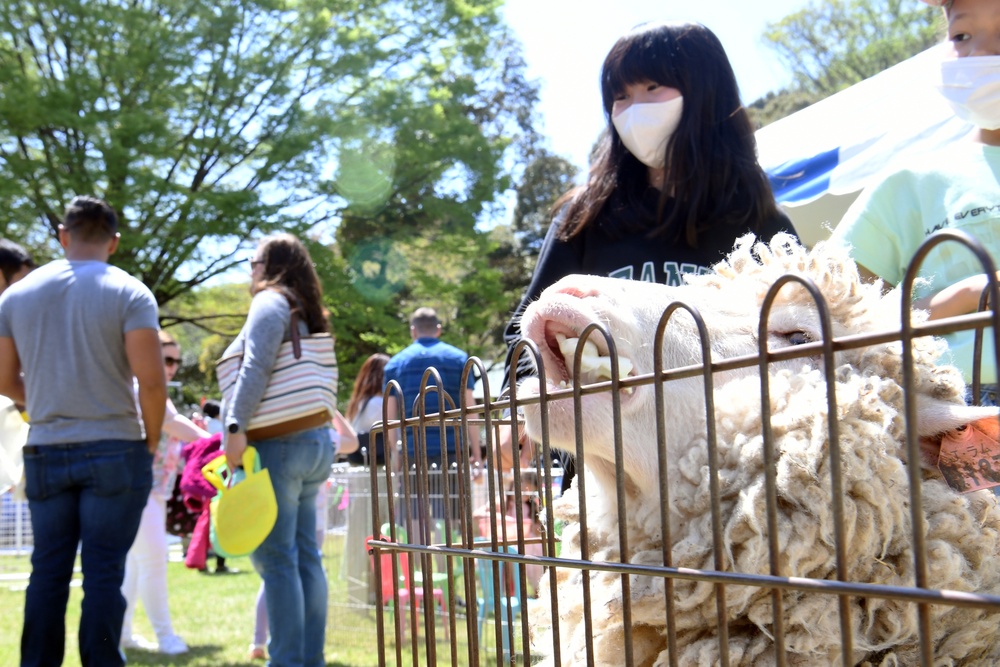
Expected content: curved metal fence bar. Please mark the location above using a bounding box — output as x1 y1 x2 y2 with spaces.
900 230 1000 667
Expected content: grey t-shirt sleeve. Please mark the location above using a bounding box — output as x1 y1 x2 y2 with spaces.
0 292 12 337
121 282 160 333
224 290 290 434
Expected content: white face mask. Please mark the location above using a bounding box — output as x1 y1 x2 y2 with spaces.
612 96 684 169
935 56 1000 131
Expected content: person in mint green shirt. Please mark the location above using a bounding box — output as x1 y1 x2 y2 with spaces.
831 0 1000 403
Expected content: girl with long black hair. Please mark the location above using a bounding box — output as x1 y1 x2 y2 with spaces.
504 22 797 491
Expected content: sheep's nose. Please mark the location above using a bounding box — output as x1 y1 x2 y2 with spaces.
556 285 600 299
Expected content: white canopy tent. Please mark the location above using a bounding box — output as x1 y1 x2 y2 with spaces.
756 43 974 247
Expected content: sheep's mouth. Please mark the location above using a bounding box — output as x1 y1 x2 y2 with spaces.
541 320 636 395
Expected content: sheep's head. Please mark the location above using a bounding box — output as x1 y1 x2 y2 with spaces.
516 234 979 500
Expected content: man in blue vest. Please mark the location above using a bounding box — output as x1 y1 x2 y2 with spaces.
384 307 481 520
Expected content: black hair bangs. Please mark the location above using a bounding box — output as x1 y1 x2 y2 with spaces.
601 24 683 114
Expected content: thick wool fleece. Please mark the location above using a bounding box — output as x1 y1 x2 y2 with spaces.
526 236 1000 667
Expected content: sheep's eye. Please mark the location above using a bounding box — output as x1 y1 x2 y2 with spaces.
788 331 811 346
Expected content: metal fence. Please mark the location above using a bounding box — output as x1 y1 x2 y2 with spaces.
363 415 565 666
368 232 1000 667
327 454 561 663
0 492 30 557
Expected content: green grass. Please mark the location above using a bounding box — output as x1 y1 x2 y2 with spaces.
0 535 518 666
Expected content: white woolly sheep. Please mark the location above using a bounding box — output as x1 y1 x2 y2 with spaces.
516 234 1000 666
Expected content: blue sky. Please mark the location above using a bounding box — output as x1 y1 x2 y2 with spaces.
502 0 811 170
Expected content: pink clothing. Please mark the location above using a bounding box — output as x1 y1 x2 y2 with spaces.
179 433 223 571
185 507 212 571
180 433 223 504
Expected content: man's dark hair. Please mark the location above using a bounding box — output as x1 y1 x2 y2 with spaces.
0 239 34 283
63 196 118 243
202 399 221 419
410 307 441 336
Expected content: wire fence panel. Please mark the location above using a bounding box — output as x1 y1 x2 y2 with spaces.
0 493 30 558
369 233 1000 667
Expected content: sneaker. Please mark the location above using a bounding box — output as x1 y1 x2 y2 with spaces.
248 644 267 660
157 634 189 655
120 634 157 651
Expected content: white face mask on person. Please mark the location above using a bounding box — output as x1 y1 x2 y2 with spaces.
936 56 1000 131
612 96 684 169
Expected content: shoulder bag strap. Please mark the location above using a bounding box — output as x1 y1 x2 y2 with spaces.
289 310 302 359
264 286 303 359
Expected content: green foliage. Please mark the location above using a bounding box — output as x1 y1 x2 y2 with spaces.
512 152 578 256
763 0 943 99
747 88 825 129
0 0 539 308
467 150 579 349
159 282 251 407
167 219 528 409
328 222 522 405
317 242 410 405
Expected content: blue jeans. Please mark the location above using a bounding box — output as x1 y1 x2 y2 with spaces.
249 427 334 667
20 440 152 667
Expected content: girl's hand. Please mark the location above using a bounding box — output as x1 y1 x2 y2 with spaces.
225 431 248 472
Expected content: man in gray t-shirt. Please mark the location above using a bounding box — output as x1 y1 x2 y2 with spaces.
0 196 166 667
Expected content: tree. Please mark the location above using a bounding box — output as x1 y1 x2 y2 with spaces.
511 152 579 256
158 282 250 407
0 0 539 306
762 0 942 100
456 150 580 347
326 219 524 402
746 88 823 129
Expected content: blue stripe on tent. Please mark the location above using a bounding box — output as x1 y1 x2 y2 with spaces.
766 147 840 205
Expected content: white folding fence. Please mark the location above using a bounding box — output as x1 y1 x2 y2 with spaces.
0 493 30 558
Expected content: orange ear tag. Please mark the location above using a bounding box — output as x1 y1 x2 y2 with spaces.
938 417 1000 493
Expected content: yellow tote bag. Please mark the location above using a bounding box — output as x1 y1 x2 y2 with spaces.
201 446 277 558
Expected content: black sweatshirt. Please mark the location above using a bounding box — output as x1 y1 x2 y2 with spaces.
502 193 798 388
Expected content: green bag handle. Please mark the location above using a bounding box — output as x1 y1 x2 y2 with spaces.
201 446 261 492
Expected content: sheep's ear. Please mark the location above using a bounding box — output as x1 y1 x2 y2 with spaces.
915 396 999 438
915 397 1000 493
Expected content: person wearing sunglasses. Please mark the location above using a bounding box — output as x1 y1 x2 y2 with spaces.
120 330 209 655
224 233 336 667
